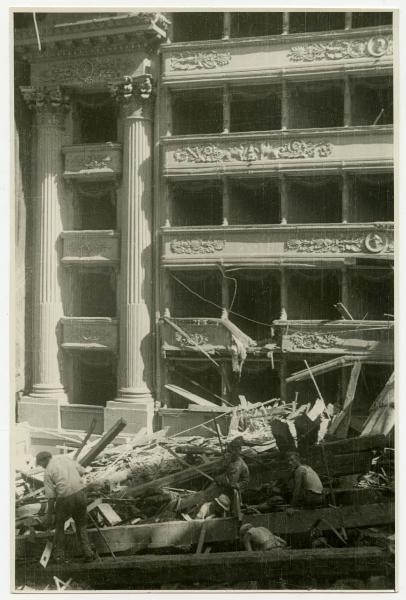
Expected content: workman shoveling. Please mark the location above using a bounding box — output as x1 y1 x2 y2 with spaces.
36 451 95 564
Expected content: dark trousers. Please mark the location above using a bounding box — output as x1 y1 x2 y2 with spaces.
302 489 323 508
54 490 92 559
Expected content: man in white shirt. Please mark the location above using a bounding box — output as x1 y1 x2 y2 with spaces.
36 451 95 563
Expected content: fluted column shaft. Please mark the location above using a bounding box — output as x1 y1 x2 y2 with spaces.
22 88 69 401
116 83 154 403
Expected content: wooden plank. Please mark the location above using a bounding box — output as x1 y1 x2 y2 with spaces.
16 502 394 559
196 520 208 553
22 547 388 588
329 362 362 438
286 356 355 383
165 384 222 408
79 418 127 467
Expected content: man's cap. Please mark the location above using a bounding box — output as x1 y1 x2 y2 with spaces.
35 451 52 465
214 494 231 511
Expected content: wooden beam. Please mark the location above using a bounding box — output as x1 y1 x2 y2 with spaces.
79 418 127 467
329 361 362 438
19 547 389 588
16 502 394 560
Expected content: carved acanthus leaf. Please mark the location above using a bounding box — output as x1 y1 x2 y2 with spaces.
170 239 225 254
173 140 332 164
286 232 393 254
20 85 70 113
288 35 392 62
170 50 231 71
288 332 340 350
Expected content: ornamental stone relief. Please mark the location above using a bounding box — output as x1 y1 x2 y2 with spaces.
288 35 392 62
288 332 340 350
173 140 332 164
170 50 232 71
285 232 393 254
170 239 226 254
175 332 210 346
37 57 135 86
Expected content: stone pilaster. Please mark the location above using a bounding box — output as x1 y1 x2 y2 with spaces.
19 86 70 428
105 75 154 433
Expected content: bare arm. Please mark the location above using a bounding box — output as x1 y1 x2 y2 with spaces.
291 467 305 507
243 533 253 552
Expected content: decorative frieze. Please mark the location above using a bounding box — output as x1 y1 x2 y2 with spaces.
170 239 226 254
288 35 392 63
63 143 122 180
175 332 209 346
173 140 332 164
61 317 118 351
286 231 393 254
170 50 232 71
37 57 136 86
288 332 340 350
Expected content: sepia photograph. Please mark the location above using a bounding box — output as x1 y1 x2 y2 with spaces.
12 6 396 592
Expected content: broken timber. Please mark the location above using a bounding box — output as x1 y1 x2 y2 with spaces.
16 502 394 559
79 418 127 467
17 547 389 588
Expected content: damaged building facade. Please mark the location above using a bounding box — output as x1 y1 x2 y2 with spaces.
14 11 394 441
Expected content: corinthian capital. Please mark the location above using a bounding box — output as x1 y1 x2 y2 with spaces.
109 75 153 119
20 85 71 127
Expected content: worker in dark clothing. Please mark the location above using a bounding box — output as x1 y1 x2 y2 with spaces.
36 451 95 563
286 451 323 509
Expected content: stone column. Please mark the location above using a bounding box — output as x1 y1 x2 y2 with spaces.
105 75 155 434
19 86 70 428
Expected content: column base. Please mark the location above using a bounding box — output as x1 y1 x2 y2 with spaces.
105 398 154 435
18 395 67 430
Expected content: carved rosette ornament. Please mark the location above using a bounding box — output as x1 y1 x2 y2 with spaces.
20 85 70 127
170 239 226 254
109 74 153 119
285 231 393 254
173 140 332 164
288 332 340 350
170 50 232 71
288 35 393 62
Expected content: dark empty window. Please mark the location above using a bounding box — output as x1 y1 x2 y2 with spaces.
76 353 116 407
74 183 116 230
352 12 392 28
172 88 223 135
229 178 280 224
231 270 280 341
74 270 116 317
230 85 281 132
348 270 393 320
289 81 344 129
171 180 222 226
289 12 345 33
75 94 117 144
287 270 340 320
351 77 393 126
230 12 283 37
350 173 394 222
287 176 341 223
171 270 221 318
166 363 221 408
172 12 223 42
